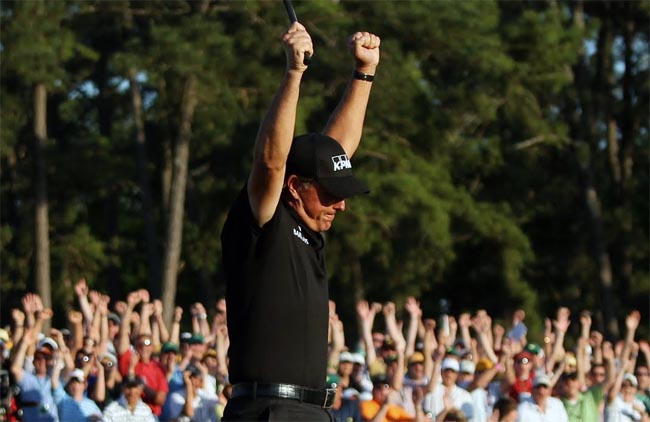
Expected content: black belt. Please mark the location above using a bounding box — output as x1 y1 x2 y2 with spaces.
231 382 336 409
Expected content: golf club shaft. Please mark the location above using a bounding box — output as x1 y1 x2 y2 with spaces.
282 0 311 65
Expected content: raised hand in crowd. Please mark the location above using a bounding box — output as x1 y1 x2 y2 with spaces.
404 297 422 358
11 307 25 345
547 306 571 373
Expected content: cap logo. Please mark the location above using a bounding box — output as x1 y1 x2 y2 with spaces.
331 154 352 171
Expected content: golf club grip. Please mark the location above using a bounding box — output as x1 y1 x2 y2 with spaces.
282 0 312 66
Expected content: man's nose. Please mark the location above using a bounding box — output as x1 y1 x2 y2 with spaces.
333 199 345 211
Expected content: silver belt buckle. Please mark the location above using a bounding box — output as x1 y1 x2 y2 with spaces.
323 387 337 408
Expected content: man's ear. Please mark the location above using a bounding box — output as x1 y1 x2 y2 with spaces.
285 175 302 200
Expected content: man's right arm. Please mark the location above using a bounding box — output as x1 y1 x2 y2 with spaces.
247 22 312 227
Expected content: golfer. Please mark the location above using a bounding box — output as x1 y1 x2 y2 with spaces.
221 22 380 421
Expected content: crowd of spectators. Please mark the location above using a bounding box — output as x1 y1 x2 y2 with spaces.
0 280 647 422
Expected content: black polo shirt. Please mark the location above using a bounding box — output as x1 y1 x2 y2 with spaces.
221 186 329 389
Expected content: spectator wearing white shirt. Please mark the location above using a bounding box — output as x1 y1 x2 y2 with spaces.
423 357 474 421
103 375 155 422
517 374 568 422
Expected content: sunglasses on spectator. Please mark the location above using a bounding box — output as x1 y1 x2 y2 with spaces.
34 355 51 361
592 371 606 377
101 360 114 368
515 358 530 364
635 371 649 377
137 339 152 347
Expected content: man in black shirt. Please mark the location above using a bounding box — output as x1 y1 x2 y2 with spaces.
221 21 380 422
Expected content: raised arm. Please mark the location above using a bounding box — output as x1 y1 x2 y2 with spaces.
248 22 312 227
74 279 94 330
323 32 380 156
116 291 141 355
355 301 380 366
547 307 571 373
10 326 36 383
404 297 422 358
170 306 183 345
153 300 170 344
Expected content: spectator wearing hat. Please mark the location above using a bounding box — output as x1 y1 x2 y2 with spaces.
99 352 122 406
349 352 373 397
559 371 601 422
457 359 475 390
422 354 474 422
605 372 648 422
517 374 568 422
339 351 356 389
158 341 185 394
466 356 504 422
10 323 60 421
51 366 103 422
103 375 155 422
189 333 207 363
106 312 121 355
524 342 547 378
164 363 219 422
361 375 423 422
635 361 650 415
117 291 169 418
603 310 648 422
505 349 536 402
401 351 429 417
327 374 363 422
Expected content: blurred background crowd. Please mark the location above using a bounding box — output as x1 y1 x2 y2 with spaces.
0 280 647 422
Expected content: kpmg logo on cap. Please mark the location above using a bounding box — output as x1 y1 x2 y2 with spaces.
332 154 352 171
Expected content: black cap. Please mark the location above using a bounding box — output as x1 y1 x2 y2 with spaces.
286 133 369 199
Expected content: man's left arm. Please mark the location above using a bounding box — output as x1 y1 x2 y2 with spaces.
324 32 380 157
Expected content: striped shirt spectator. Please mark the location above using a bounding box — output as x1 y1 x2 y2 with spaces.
103 396 156 422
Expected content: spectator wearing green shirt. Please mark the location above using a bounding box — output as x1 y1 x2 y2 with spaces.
560 371 602 422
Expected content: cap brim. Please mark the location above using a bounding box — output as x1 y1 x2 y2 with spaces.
318 175 369 199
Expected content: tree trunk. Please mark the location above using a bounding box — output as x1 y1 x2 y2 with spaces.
33 83 51 327
161 75 198 326
129 67 161 298
570 1 618 338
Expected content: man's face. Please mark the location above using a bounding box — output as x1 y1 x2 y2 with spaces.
561 377 580 398
338 361 353 376
514 356 532 375
160 351 177 366
442 368 458 387
67 378 86 398
33 352 51 375
124 385 143 406
408 362 424 380
635 367 649 389
108 321 120 338
372 382 390 402
136 337 153 360
590 366 606 384
291 177 346 233
532 383 551 404
621 381 637 396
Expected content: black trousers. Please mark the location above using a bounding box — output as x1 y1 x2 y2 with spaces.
222 396 333 422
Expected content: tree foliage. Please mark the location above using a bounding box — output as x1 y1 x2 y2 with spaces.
1 0 647 339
